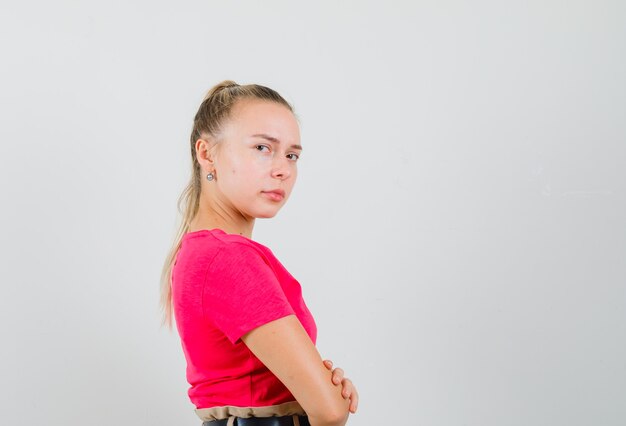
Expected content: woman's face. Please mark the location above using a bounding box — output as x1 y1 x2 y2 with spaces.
211 99 302 219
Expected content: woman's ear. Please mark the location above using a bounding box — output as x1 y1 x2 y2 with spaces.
195 135 220 169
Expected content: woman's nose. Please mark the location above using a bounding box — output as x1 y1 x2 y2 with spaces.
271 156 291 179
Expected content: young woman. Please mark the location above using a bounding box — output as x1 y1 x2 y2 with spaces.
160 81 359 426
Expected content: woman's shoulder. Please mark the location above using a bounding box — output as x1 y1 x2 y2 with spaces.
175 229 277 286
181 228 274 260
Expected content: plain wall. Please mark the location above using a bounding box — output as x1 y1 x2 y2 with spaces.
1 1 624 425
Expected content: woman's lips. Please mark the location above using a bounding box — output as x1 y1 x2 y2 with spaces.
262 191 284 201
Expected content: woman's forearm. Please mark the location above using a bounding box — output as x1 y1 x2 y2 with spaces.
241 315 352 425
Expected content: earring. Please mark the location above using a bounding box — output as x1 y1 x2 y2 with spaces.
206 172 214 181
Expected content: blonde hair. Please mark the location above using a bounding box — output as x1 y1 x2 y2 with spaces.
159 80 294 328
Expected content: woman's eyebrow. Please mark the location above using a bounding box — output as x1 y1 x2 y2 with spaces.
251 133 303 151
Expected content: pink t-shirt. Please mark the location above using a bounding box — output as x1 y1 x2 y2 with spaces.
171 228 318 409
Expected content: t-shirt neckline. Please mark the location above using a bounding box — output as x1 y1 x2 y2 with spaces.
183 228 257 243
184 228 224 237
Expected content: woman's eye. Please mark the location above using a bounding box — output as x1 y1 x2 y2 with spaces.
256 145 270 152
287 153 300 161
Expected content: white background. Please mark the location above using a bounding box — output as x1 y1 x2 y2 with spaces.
1 1 624 425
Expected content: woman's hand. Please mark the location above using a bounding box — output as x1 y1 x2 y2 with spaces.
323 359 359 414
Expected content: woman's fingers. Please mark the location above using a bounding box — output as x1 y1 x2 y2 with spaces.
340 378 353 397
341 379 359 413
322 359 357 412
331 367 344 385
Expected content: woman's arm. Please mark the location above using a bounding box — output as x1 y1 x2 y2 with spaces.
241 314 350 426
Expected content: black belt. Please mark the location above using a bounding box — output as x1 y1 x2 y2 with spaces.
202 415 310 426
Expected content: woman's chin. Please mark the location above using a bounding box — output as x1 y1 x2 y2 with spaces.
256 210 279 219
253 205 284 219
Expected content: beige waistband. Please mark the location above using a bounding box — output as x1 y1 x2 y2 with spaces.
195 400 306 422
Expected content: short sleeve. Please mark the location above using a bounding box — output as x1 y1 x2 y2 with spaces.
203 243 296 344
